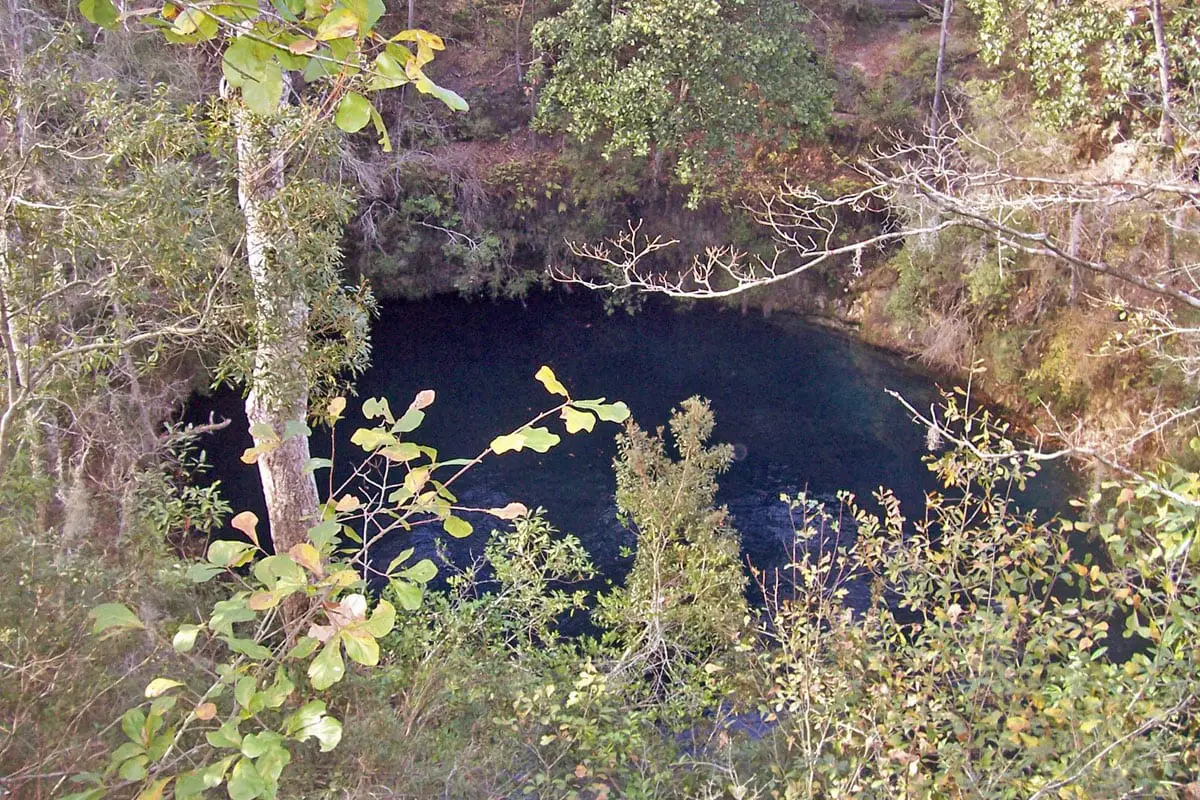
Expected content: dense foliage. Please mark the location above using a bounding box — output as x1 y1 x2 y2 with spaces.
3 0 1200 797
531 0 832 201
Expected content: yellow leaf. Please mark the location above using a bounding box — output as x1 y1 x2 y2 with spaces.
136 777 173 800
535 365 569 397
486 502 529 520
289 542 324 576
1005 715 1030 733
194 702 217 720
316 7 359 40
145 678 185 698
289 37 319 54
231 511 259 546
335 494 362 512
327 395 347 421
248 591 278 611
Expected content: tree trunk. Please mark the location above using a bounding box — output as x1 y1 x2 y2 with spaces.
233 108 321 557
1148 0 1176 153
930 0 953 148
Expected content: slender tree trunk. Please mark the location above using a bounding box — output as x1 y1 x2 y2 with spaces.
1067 203 1083 305
1148 0 1181 274
930 0 953 148
1149 0 1176 153
515 0 527 87
233 108 320 557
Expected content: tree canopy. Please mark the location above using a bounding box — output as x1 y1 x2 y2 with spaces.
531 0 832 199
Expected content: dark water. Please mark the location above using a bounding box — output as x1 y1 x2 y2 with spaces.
190 292 1076 597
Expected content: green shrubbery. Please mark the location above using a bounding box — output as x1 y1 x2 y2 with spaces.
7 386 1200 798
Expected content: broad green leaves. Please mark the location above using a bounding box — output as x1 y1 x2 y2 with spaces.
80 375 628 798
491 427 562 454
334 92 372 133
79 0 118 27
89 603 145 636
78 0 469 133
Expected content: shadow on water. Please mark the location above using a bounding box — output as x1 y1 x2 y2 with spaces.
186 291 1079 605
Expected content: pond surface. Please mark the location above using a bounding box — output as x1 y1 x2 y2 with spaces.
191 292 1075 598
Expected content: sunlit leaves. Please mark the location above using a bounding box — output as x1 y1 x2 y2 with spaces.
443 514 473 538
536 365 569 397
79 0 118 28
491 426 562 454
487 501 529 520
144 678 184 698
208 540 256 568
561 405 596 433
571 398 630 423
307 640 345 690
316 7 359 40
221 36 284 115
173 624 202 653
286 700 342 751
231 511 260 546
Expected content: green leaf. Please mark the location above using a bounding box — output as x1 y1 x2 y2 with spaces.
303 456 333 474
227 757 268 800
222 635 273 660
316 7 360 39
260 669 295 709
285 636 320 661
253 554 307 591
235 676 257 709
173 624 203 653
289 700 343 751
208 539 256 568
491 426 561 454
241 61 284 115
368 51 412 91
385 548 414 574
241 731 285 759
211 597 256 635
394 407 425 433
135 777 173 800
335 92 372 133
308 640 345 690
350 426 398 451
390 579 423 610
347 0 384 33
89 603 144 636
362 397 394 423
380 442 421 462
400 559 437 584
413 75 469 112
571 398 631 423
362 599 396 637
173 8 218 38
562 405 596 433
187 562 224 583
340 628 379 666
207 720 243 749
307 519 340 550
283 419 311 440
223 36 267 87
443 515 473 538
79 0 118 27
118 755 149 782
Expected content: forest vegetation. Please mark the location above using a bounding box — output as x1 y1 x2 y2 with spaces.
2 0 1200 797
